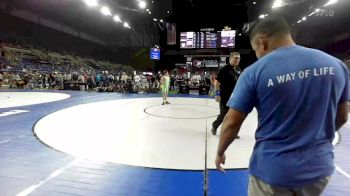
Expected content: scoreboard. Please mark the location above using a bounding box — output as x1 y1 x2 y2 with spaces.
180 30 235 49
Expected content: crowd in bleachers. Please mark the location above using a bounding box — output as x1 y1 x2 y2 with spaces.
0 41 219 94
0 58 216 94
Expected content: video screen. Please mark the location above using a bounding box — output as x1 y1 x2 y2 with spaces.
204 32 217 48
180 30 235 49
220 30 236 48
180 32 194 48
150 48 160 60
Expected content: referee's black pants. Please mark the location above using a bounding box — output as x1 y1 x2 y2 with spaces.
212 102 229 131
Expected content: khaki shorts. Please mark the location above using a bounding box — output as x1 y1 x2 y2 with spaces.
248 175 331 196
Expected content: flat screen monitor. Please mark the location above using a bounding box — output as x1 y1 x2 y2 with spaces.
150 48 160 60
180 30 235 49
220 30 236 48
180 32 195 48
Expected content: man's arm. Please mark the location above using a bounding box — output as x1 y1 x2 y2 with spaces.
336 62 349 130
214 80 221 102
336 102 348 130
215 108 247 172
214 80 220 91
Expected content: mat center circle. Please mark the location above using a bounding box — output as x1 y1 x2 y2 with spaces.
144 104 219 119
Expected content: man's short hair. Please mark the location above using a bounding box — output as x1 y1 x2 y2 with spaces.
229 52 240 61
230 52 240 58
230 52 240 56
249 15 291 40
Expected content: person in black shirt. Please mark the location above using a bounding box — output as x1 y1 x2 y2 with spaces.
170 74 175 90
212 52 241 137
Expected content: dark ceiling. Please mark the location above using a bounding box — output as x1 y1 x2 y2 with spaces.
171 0 248 31
1 0 349 64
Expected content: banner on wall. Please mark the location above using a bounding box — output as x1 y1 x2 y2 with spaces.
204 59 219 68
167 23 176 45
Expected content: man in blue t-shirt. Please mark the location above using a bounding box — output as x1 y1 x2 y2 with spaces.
215 15 349 195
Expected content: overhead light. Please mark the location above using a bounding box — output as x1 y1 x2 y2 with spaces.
149 11 152 14
166 10 170 14
113 15 121 22
146 8 150 12
309 12 316 16
159 19 164 23
239 33 242 36
297 20 302 23
315 8 320 12
123 22 130 28
302 16 307 21
153 18 158 21
259 14 266 19
139 1 146 9
83 0 98 7
101 6 112 16
253 2 256 5
272 0 285 9
152 1 154 3
324 0 338 7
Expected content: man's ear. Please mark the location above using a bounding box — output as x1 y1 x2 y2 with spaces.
257 38 269 52
263 39 270 51
253 38 260 51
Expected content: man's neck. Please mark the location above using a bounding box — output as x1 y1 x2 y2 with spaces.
269 36 296 52
230 64 238 68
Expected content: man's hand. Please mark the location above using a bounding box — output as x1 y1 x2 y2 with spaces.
215 109 248 174
215 154 226 173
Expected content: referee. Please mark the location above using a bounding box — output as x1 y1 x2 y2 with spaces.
212 52 241 138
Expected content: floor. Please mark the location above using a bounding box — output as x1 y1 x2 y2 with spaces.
0 89 349 196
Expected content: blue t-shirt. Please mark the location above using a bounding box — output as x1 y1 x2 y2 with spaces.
96 74 101 82
227 45 349 188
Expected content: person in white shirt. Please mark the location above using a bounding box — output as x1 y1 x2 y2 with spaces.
121 72 128 82
195 73 201 84
78 74 85 82
134 74 141 83
0 71 3 87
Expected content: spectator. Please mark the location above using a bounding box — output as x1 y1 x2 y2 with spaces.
170 74 175 90
0 71 3 87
